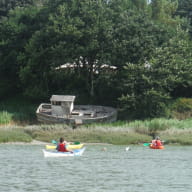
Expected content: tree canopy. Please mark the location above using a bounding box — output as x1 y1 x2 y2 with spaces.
1 0 192 119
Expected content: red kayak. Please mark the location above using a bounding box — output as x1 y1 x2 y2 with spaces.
149 144 164 149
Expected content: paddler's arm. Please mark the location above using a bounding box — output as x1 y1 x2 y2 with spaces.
56 144 59 150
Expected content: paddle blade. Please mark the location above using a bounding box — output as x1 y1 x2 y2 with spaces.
51 140 57 144
143 143 151 146
73 141 80 145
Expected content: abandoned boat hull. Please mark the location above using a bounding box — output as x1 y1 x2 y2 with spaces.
36 104 117 125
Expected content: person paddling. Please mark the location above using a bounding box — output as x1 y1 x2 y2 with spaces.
151 136 163 146
155 136 163 146
56 137 73 153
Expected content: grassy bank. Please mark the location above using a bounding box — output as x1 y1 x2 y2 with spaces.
0 96 38 125
0 118 192 145
23 124 151 145
0 127 32 143
1 97 192 145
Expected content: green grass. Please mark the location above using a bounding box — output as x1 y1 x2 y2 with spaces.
0 127 32 143
0 119 192 145
0 96 38 124
160 127 192 145
85 118 192 132
0 111 13 124
21 118 192 145
23 124 151 145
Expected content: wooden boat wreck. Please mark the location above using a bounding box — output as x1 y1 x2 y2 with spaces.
36 95 117 125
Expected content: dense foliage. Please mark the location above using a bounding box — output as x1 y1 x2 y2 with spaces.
1 0 192 120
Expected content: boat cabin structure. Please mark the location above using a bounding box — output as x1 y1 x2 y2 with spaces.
50 95 75 117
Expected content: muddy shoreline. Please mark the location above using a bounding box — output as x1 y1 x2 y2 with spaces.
0 140 112 145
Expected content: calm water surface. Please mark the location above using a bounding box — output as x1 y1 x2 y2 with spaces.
0 144 191 192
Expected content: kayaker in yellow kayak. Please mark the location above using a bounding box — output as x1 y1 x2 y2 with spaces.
56 137 73 153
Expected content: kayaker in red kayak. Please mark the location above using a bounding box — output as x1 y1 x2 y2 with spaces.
155 137 163 146
149 136 164 149
151 136 163 147
56 137 73 153
151 137 163 147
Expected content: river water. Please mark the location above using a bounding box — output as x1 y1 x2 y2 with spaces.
0 144 191 192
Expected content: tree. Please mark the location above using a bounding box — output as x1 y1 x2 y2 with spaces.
151 0 179 26
130 0 148 10
109 7 175 68
151 27 192 98
19 0 114 100
0 0 34 18
117 62 170 119
0 5 42 98
176 0 192 38
176 0 192 18
117 26 192 119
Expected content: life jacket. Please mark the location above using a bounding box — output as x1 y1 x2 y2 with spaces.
155 140 162 146
58 143 68 152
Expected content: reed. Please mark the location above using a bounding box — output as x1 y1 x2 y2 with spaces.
0 127 32 143
1 118 192 145
23 124 150 145
0 111 13 124
22 118 192 145
159 127 192 145
0 97 37 124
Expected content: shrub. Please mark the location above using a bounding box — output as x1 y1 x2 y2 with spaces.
0 128 32 143
171 98 192 119
0 111 13 124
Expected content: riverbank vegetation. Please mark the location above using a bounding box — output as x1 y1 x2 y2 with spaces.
0 96 38 125
0 127 32 143
1 97 192 145
1 0 192 145
1 118 192 145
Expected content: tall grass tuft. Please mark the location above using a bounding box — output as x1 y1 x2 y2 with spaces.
171 98 192 120
161 128 192 145
0 127 32 143
147 118 169 136
0 111 13 124
0 96 37 125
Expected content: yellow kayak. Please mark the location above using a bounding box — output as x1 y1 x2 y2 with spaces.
46 143 84 150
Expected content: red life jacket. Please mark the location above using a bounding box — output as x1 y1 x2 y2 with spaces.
155 140 162 146
58 143 68 152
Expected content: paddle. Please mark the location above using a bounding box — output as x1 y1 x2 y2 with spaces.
51 140 80 145
73 141 80 145
51 140 58 144
143 139 166 146
143 143 151 146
